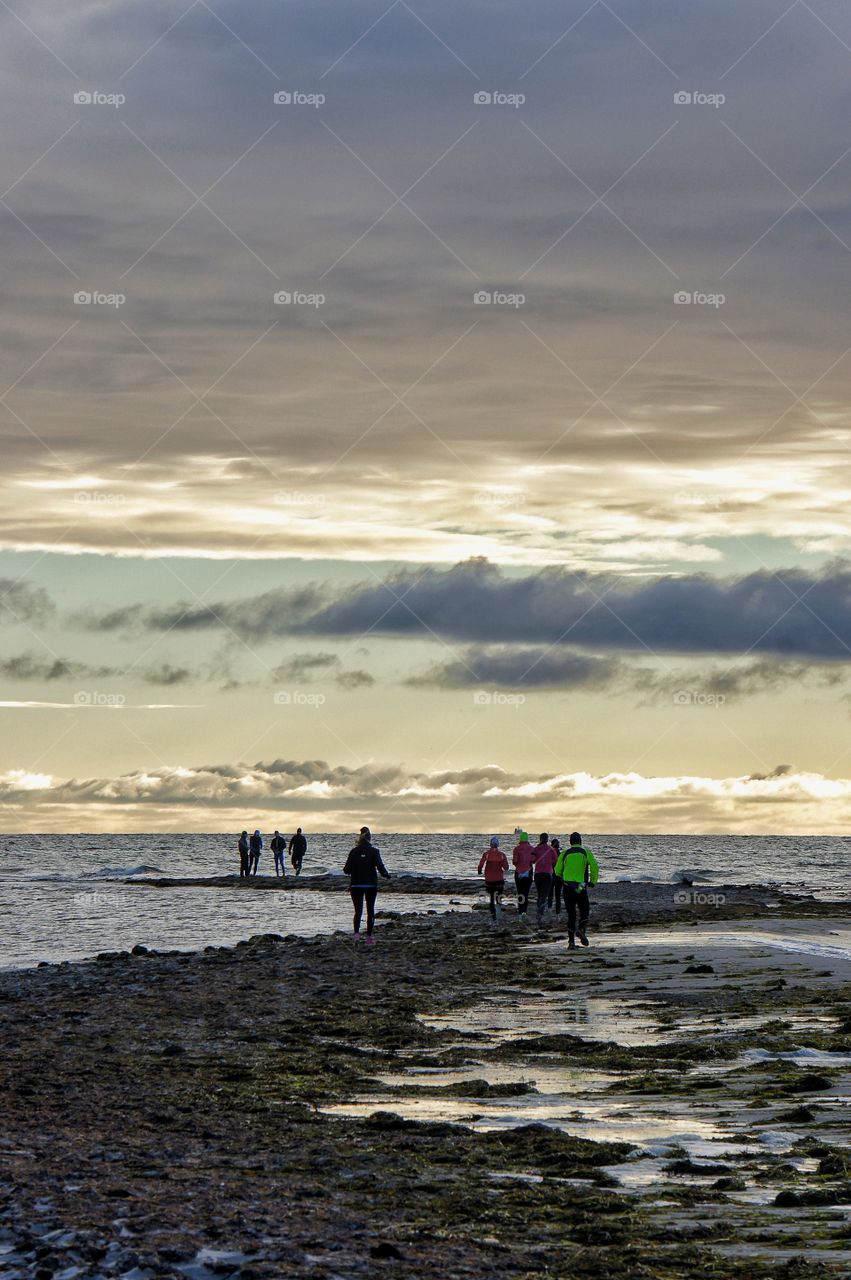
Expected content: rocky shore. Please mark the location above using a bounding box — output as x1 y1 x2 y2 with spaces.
0 889 849 1279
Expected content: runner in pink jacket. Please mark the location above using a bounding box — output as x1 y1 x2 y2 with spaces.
531 834 557 921
478 837 509 921
512 833 535 920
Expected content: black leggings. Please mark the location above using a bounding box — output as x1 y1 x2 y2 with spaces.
515 872 532 914
351 886 378 935
551 875 563 912
486 880 505 919
563 884 590 935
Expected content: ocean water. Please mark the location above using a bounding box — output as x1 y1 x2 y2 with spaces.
0 832 847 970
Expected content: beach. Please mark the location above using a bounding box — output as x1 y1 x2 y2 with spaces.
0 884 849 1279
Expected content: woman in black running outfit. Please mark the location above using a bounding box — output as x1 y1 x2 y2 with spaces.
343 826 390 944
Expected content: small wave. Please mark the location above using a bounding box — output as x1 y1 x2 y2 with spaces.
671 868 718 884
83 864 164 879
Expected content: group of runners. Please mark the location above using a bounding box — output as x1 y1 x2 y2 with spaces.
478 831 599 949
234 825 598 950
237 827 307 877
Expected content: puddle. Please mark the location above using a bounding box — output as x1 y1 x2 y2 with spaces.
324 1091 738 1157
418 994 665 1046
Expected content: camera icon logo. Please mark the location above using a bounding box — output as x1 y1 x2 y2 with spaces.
674 91 692 105
274 691 292 705
473 291 492 305
73 691 92 705
674 291 692 305
273 91 292 105
74 291 92 305
273 291 292 305
473 690 493 705
74 90 93 105
673 690 693 705
474 91 492 105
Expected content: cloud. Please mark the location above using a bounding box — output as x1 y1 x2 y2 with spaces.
0 651 193 686
0 757 849 834
89 559 851 661
409 646 622 690
0 3 849 567
0 581 53 624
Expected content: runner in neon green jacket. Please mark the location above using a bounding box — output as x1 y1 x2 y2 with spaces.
554 841 599 887
554 833 599 949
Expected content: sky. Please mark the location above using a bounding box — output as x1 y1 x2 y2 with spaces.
1 0 850 832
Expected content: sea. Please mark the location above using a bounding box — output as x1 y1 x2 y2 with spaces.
0 833 848 970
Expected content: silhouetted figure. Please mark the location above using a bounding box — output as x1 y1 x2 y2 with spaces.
238 830 250 879
270 830 287 877
249 829 263 875
343 826 390 944
289 827 307 875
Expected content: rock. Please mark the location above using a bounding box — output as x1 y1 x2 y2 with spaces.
712 1176 747 1191
370 1243 405 1260
776 1105 815 1123
161 1043 185 1057
684 964 714 975
787 1073 832 1093
663 1159 732 1176
774 1189 802 1206
364 1111 415 1131
131 945 149 956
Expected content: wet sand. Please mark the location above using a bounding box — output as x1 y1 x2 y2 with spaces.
0 888 849 1278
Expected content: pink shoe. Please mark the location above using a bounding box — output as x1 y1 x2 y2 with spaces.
365 934 376 946
352 931 362 941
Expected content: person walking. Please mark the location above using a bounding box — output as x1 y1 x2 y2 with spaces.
289 827 307 875
249 829 263 875
512 832 535 922
238 830 250 879
478 836 509 923
531 832 557 922
343 826 390 944
549 837 563 918
554 832 600 949
270 830 287 877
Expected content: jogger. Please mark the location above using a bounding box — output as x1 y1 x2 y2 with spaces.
554 833 600 949
343 826 390 943
478 836 509 921
531 833 557 921
512 832 534 920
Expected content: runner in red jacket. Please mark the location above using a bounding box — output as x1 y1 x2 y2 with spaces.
478 836 509 921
